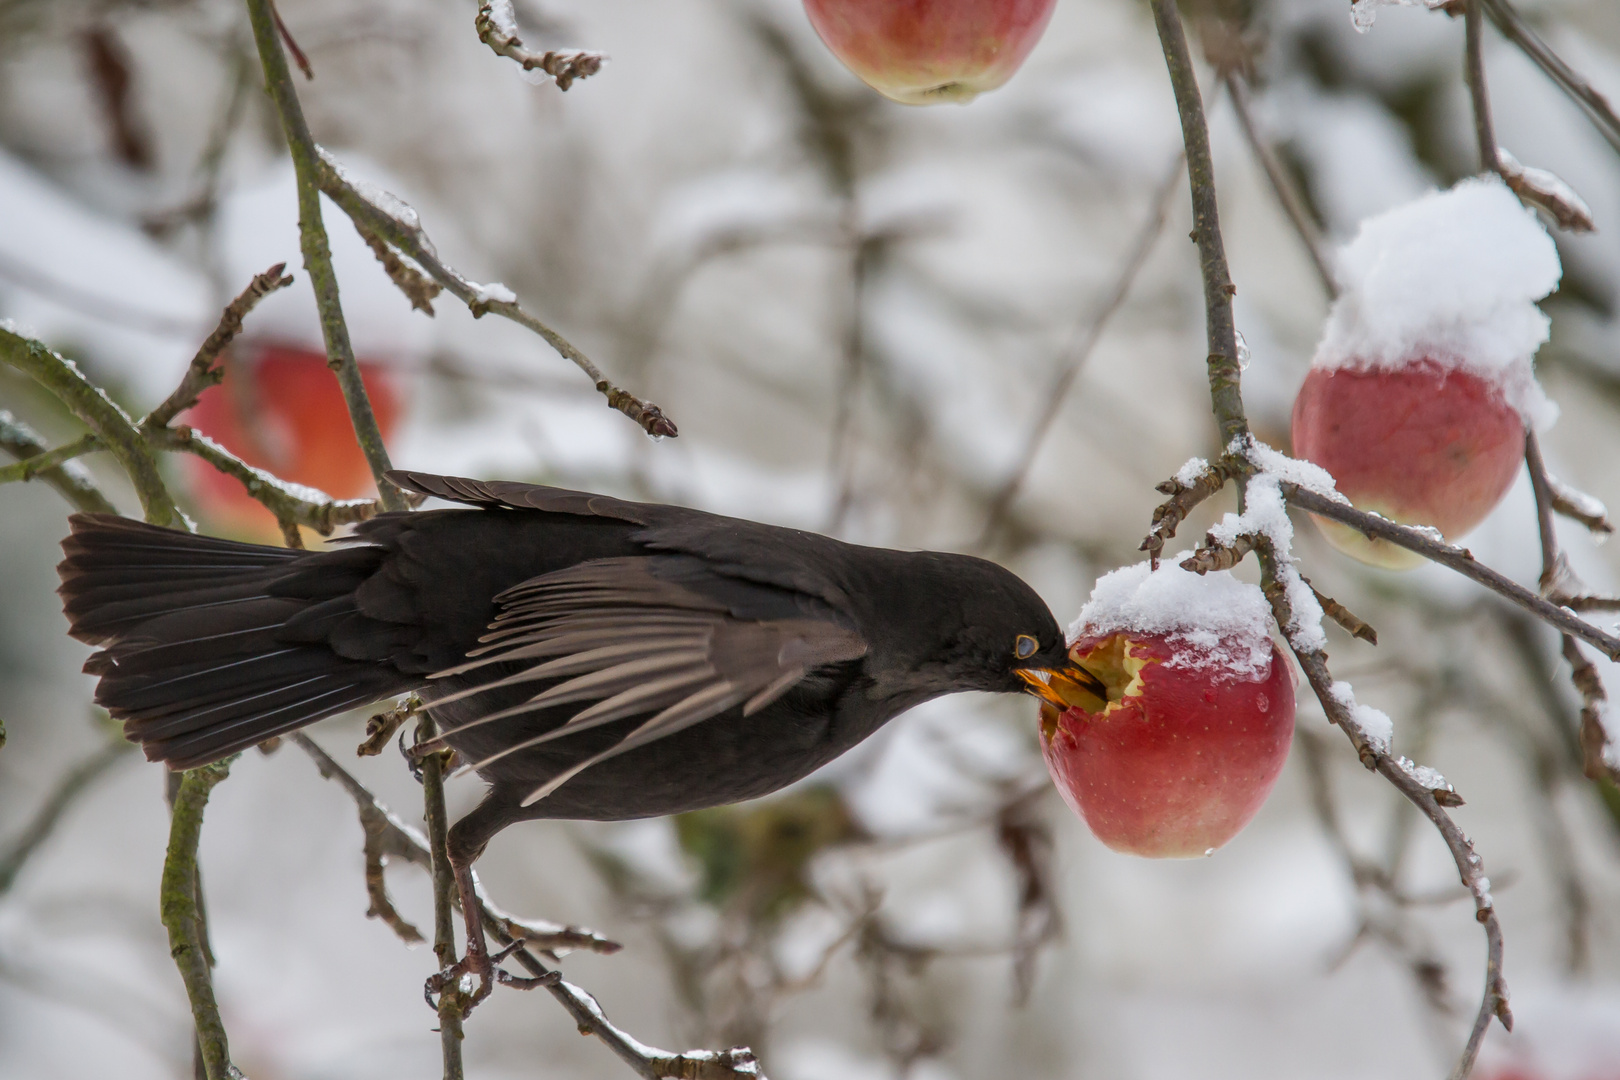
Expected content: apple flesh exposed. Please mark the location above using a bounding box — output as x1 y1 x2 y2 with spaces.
1040 632 1295 858
1291 361 1525 570
803 0 1057 105
182 342 404 539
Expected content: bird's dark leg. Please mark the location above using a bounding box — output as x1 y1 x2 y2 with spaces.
424 795 510 1015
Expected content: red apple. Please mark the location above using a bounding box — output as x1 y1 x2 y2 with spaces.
182 341 404 539
803 0 1057 105
1040 631 1295 858
1290 360 1524 570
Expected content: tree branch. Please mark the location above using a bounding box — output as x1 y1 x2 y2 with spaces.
475 1 604 90
243 0 407 512
156 425 376 541
0 412 114 513
159 759 239 1080
1281 482 1620 661
1149 4 1509 1074
1 328 184 527
143 263 294 430
412 714 466 1079
310 153 677 439
290 733 620 954
1466 2 1595 230
287 734 766 1077
1478 0 1620 156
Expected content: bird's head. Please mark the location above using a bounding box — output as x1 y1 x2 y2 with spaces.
874 552 1105 710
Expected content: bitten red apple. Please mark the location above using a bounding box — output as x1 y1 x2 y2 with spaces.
803 0 1057 105
182 342 403 539
1040 631 1295 858
1291 360 1524 570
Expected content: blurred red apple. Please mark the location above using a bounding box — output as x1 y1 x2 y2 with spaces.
182 342 403 539
803 0 1057 105
1040 631 1294 858
1290 360 1524 570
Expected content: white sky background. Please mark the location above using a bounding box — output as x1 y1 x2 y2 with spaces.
3 0 1620 1077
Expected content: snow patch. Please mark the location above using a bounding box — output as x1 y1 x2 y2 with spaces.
1349 0 1442 33
470 281 517 306
1313 176 1561 427
1200 438 1329 656
1328 681 1394 752
1173 456 1209 488
316 146 422 234
1395 755 1453 795
1072 558 1276 681
1240 437 1345 503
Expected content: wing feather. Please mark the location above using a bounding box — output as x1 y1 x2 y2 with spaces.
429 556 867 798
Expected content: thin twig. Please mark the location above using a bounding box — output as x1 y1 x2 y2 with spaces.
1303 577 1379 645
489 939 767 1080
290 735 760 1077
143 263 294 430
1222 72 1335 298
291 734 621 955
0 431 100 485
1148 4 1509 1075
1282 483 1620 662
1180 530 1256 573
310 153 676 438
244 0 407 512
0 736 131 895
0 328 184 527
475 1 604 90
1529 434 1620 784
159 759 238 1080
1479 0 1620 156
0 412 113 513
157 425 377 536
978 153 1182 546
268 0 313 79
1465 2 1595 230
1140 459 1242 564
353 224 440 315
1466 0 1503 175
417 714 466 1079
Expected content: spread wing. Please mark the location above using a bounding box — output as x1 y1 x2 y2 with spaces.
426 556 868 806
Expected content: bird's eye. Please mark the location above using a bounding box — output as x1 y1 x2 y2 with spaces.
1015 634 1038 659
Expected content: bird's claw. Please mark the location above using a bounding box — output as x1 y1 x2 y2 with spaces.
487 939 562 991
423 950 494 1015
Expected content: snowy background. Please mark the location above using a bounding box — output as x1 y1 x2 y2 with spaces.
4 0 1620 1077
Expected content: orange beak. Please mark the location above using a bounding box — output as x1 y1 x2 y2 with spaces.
1016 662 1107 711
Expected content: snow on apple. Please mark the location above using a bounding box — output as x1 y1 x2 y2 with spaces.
1292 176 1562 569
1041 558 1295 859
803 0 1057 106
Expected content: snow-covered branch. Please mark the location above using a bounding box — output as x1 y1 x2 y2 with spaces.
475 1 604 90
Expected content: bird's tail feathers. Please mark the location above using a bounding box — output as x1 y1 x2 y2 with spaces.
58 514 405 769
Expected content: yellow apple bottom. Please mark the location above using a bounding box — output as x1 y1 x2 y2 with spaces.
1309 511 1427 571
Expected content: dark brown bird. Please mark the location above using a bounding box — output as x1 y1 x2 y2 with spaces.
57 470 1102 1003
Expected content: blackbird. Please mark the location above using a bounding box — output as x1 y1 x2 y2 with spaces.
58 470 1103 1003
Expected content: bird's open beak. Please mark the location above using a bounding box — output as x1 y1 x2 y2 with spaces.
1016 661 1108 711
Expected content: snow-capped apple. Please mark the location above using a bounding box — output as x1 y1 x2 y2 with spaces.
182 341 403 539
803 0 1057 105
1040 559 1295 858
1292 177 1561 569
